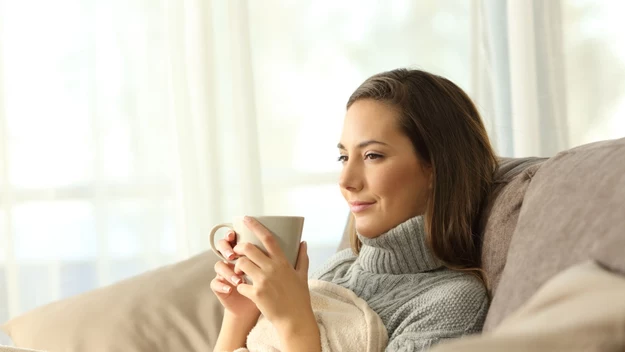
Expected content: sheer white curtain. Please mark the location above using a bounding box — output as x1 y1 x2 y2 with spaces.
0 0 473 321
0 0 271 321
165 0 265 256
0 0 188 321
473 0 625 157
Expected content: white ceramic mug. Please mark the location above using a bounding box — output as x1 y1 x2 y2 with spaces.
209 216 305 281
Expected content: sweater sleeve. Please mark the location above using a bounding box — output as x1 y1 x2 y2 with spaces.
384 277 489 352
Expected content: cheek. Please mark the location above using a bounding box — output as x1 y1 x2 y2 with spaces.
373 165 412 198
375 165 428 210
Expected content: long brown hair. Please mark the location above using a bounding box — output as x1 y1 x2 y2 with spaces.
345 68 497 284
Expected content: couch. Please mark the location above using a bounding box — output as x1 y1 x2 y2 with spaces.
3 137 625 351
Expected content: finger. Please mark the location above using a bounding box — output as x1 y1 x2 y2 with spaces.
243 216 284 257
234 256 263 279
233 242 272 269
214 260 244 286
211 277 233 296
236 283 255 302
226 231 238 247
295 241 309 279
216 238 236 260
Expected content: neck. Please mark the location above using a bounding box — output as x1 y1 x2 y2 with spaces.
356 216 443 274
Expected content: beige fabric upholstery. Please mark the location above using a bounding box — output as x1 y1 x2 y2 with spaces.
0 347 45 352
484 138 625 330
477 157 546 296
2 252 225 352
429 261 625 352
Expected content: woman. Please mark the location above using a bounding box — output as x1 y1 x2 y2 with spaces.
211 68 498 351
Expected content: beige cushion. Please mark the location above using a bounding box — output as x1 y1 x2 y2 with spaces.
2 252 224 352
477 157 545 295
429 260 625 352
484 138 625 330
591 222 625 275
0 347 45 352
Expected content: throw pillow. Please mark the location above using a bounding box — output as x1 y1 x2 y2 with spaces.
484 137 625 330
2 251 224 352
429 260 625 352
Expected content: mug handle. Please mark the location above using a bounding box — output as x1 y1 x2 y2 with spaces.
209 223 234 261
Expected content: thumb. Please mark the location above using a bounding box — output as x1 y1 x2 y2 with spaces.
295 241 309 279
236 283 255 301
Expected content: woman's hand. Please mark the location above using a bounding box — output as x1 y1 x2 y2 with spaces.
215 230 239 261
211 231 262 352
233 216 317 336
211 231 259 320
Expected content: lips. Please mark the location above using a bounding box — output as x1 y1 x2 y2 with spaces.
349 201 375 213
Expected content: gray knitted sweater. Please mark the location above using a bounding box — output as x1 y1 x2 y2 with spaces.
310 216 489 351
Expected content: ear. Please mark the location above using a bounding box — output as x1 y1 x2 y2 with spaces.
424 164 434 190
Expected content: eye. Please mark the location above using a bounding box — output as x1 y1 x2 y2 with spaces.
364 153 383 160
337 155 348 163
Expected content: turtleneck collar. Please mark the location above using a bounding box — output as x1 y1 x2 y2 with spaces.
356 215 443 275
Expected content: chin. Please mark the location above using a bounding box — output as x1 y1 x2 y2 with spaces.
355 211 416 238
354 218 384 238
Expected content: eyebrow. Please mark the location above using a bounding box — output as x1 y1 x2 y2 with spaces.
337 140 389 150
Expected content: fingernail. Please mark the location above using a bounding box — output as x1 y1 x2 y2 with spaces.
225 250 235 260
231 276 241 285
222 285 231 293
243 216 251 223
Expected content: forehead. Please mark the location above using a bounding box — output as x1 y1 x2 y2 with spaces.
341 99 402 141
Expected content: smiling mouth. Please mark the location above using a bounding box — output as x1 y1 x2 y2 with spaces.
349 202 375 213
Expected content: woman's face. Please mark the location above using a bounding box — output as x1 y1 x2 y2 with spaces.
338 99 432 238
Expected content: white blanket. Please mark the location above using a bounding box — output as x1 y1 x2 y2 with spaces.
233 280 388 352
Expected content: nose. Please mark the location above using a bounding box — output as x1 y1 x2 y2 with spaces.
339 158 364 192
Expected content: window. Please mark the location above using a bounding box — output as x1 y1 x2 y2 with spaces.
0 0 176 316
0 0 471 318
562 0 625 144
